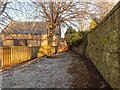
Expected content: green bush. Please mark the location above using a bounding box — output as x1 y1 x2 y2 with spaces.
65 27 83 49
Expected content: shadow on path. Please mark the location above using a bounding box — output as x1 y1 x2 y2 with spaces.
67 52 112 89
1 51 112 89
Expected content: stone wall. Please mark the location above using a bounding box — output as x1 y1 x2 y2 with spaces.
72 2 120 89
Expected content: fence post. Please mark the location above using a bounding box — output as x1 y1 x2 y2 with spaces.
0 47 3 68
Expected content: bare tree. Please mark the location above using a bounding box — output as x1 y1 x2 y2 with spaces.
0 0 117 49
0 1 43 46
32 0 117 56
32 1 88 56
0 0 8 15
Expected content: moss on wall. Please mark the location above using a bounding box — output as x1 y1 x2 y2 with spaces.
71 2 120 89
86 2 120 89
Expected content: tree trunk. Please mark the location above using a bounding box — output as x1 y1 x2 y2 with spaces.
47 28 54 57
54 46 58 54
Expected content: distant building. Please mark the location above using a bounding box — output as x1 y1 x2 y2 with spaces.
1 21 61 46
0 33 2 46
0 39 2 46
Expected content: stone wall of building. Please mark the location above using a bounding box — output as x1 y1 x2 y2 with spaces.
72 2 120 89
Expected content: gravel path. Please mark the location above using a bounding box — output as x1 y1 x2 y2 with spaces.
0 52 112 89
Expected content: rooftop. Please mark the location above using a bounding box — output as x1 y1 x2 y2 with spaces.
2 21 60 35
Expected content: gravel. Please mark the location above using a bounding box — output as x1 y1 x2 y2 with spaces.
0 51 112 89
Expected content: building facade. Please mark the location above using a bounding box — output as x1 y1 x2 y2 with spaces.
1 21 61 46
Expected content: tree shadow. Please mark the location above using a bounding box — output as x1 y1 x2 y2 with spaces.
67 53 112 89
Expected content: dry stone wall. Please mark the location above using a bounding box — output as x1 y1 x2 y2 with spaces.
86 2 120 89
72 2 120 89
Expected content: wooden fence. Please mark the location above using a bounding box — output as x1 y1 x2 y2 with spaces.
0 46 40 69
0 44 67 69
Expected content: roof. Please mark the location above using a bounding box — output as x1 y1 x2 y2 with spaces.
0 33 1 39
0 37 2 45
2 21 60 35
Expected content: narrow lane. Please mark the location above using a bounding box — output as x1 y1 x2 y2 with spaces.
1 52 112 88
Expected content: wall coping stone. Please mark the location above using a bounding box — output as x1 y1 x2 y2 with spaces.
90 1 120 32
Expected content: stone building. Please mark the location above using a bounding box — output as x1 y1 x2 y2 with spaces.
1 21 61 46
0 33 2 46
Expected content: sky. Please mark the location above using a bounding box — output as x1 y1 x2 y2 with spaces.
0 0 119 38
5 0 120 2
1 1 73 38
